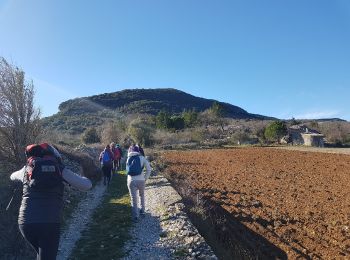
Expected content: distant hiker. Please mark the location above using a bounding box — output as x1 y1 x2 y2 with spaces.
136 143 145 157
126 145 151 222
99 144 114 185
110 142 117 173
116 144 123 169
111 142 122 172
10 143 92 260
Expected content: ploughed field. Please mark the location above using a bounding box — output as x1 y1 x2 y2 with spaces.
161 148 350 259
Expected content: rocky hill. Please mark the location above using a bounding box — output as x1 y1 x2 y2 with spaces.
42 88 273 134
58 88 266 118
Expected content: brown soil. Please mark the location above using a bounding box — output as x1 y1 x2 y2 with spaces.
161 147 350 259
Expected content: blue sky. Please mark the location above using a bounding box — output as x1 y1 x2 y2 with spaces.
0 0 349 120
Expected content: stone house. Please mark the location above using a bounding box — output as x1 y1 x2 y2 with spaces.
287 125 324 147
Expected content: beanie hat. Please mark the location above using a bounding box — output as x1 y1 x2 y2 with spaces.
128 145 140 154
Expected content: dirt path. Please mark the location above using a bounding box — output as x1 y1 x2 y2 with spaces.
57 181 107 260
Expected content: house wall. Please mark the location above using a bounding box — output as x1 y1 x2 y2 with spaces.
289 130 304 145
301 134 324 147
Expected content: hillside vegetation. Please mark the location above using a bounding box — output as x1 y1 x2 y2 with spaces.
42 88 272 135
39 88 350 149
58 88 257 117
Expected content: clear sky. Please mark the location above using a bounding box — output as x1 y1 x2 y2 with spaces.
0 0 349 120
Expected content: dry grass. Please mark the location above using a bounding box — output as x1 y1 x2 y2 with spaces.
0 166 36 259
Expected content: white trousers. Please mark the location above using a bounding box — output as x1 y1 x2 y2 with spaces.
127 179 145 218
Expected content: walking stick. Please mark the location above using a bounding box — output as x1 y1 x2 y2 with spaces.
6 188 18 211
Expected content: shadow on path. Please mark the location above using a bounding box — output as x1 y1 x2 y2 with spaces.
122 211 172 260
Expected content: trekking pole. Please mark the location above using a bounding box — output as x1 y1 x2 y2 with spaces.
6 188 18 211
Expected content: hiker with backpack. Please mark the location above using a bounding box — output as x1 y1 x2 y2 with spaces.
9 143 92 260
126 145 151 222
99 144 114 186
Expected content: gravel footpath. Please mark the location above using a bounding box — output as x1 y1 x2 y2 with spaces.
57 181 107 260
56 173 217 260
122 175 217 260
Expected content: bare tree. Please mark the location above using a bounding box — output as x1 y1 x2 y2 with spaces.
100 120 128 145
0 57 41 165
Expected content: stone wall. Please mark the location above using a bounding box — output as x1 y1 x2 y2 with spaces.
301 134 324 147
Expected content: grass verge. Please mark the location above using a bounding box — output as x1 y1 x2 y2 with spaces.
69 171 132 260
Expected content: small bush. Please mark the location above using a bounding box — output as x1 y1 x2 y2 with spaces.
156 110 172 129
182 109 198 127
170 115 185 130
209 101 224 117
190 128 207 143
100 122 127 145
82 128 100 144
264 121 287 143
128 118 155 146
229 130 254 145
156 111 186 130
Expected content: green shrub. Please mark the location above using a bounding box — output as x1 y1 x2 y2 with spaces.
264 121 287 143
82 128 100 144
170 115 185 130
156 111 186 131
210 101 224 117
156 110 172 129
128 118 154 146
182 109 198 127
290 117 301 126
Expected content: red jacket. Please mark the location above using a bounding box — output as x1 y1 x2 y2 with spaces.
111 147 121 159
